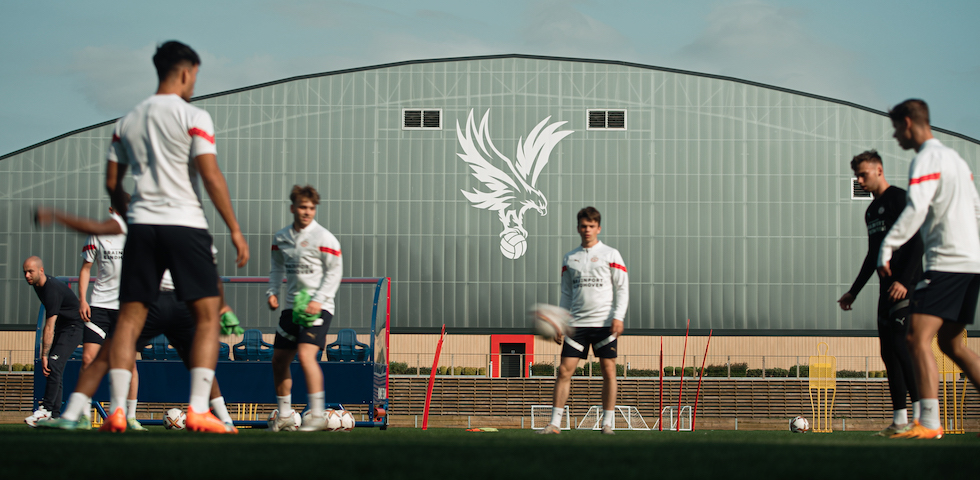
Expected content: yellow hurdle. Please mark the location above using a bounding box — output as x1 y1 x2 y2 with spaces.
236 403 258 421
932 331 967 434
808 342 837 433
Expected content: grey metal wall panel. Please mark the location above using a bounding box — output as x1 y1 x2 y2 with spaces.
3 56 980 335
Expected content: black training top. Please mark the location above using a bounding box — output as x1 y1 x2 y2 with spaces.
33 274 83 329
847 186 924 308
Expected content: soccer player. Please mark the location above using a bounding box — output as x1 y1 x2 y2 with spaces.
538 206 628 435
32 207 241 431
837 150 923 436
23 256 83 426
267 185 343 432
878 99 980 439
102 40 249 433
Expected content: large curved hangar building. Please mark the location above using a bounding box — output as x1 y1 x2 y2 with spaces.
3 54 979 335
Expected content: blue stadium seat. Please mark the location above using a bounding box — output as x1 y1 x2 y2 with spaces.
232 329 273 361
140 335 181 361
325 329 368 362
218 342 231 361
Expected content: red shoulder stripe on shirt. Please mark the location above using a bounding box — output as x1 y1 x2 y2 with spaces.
188 128 215 144
610 263 627 273
909 172 941 185
82 244 97 252
319 247 341 256
561 265 568 275
111 134 121 144
271 245 279 251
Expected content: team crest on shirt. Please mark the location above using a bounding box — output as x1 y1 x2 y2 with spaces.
456 109 573 260
878 207 885 214
591 257 598 262
300 241 309 247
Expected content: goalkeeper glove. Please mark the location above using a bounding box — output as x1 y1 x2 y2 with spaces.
220 311 244 335
291 290 320 327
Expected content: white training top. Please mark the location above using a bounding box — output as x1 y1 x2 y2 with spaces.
879 138 980 274
267 219 343 315
106 94 217 229
560 241 629 327
80 213 128 310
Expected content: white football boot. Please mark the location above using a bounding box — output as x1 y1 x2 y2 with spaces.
25 407 52 427
269 410 298 432
299 414 327 432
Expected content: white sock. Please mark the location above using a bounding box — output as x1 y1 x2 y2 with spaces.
549 407 564 427
108 369 132 415
277 395 293 416
308 391 325 417
61 393 91 422
912 401 921 421
127 399 138 420
188 368 215 414
893 408 908 425
210 396 233 424
919 398 940 429
602 409 615 428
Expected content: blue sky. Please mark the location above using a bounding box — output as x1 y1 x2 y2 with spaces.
2 0 978 156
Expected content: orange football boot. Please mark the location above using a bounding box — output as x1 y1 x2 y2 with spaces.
891 420 943 439
185 408 238 434
98 407 127 433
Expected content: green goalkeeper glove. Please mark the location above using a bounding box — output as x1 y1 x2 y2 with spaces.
220 311 244 335
291 290 321 327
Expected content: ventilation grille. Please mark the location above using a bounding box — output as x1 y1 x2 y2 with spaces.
587 109 627 130
403 109 442 130
851 178 872 200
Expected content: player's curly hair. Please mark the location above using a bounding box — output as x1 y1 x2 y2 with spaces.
577 206 601 225
153 41 201 82
889 99 930 126
850 150 882 172
290 185 320 205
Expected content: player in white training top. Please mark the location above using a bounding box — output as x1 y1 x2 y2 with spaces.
103 40 248 433
878 99 980 439
539 206 628 435
267 185 343 432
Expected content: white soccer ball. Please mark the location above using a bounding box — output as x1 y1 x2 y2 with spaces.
164 408 186 430
499 228 528 259
338 410 355 432
325 409 343 431
268 408 302 432
529 303 573 340
789 415 810 433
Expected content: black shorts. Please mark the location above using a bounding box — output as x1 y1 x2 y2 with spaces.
274 309 332 350
561 327 618 359
135 291 196 360
119 224 219 304
910 271 980 325
83 307 116 345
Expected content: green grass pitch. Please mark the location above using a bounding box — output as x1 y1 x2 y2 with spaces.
3 425 978 479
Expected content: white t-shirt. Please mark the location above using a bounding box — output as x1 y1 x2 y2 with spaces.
106 94 217 229
267 220 343 315
560 241 629 327
81 213 128 310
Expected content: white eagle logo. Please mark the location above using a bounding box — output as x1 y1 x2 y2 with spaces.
457 109 573 259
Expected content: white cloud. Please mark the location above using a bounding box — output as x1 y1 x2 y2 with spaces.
66 44 158 116
674 0 878 105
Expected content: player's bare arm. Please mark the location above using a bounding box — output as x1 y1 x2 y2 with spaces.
195 153 249 268
837 292 855 311
268 295 279 310
887 282 908 302
105 160 129 217
78 261 93 322
34 207 124 236
611 319 624 336
40 314 57 376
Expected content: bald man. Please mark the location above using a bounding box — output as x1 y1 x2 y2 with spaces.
23 256 84 426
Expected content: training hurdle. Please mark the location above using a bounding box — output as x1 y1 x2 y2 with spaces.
33 276 391 429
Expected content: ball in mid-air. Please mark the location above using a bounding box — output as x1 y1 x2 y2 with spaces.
529 303 573 340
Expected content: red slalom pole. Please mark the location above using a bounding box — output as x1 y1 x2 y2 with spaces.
692 329 713 431
421 324 446 430
658 336 664 431
676 319 690 431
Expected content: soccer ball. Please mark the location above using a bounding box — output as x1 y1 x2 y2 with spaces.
499 228 528 259
789 416 810 433
529 303 573 340
325 409 343 431
268 408 302 432
164 408 186 430
338 410 355 432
